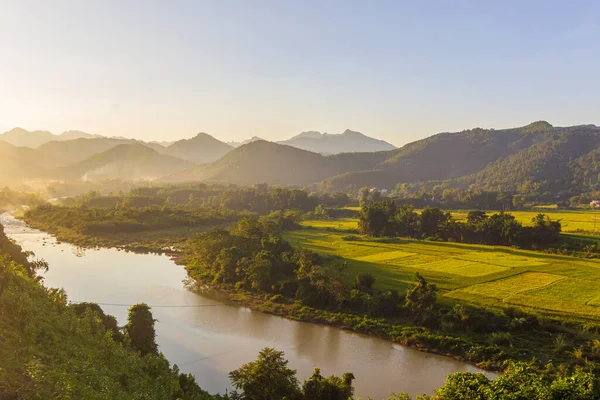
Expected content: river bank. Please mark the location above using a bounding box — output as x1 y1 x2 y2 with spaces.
190 282 503 371
15 210 591 374
2 212 494 398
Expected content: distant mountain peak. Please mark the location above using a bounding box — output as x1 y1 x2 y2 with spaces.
278 129 395 154
164 131 233 163
522 121 553 132
341 129 366 137
227 136 266 147
295 131 323 139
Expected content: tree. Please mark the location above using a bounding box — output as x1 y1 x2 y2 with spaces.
420 207 452 239
393 205 420 237
358 200 396 237
354 273 376 293
302 368 355 400
229 348 302 400
359 187 370 207
125 303 158 356
405 273 437 320
466 211 488 225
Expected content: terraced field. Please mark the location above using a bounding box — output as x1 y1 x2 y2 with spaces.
284 228 600 320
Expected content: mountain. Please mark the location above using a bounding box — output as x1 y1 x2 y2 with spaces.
164 140 390 185
164 122 600 196
323 121 600 192
277 129 396 154
0 128 56 148
0 128 102 148
57 130 102 141
227 136 265 148
57 143 193 181
0 142 67 183
38 138 167 165
164 132 233 163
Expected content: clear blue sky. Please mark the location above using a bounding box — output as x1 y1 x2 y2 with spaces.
1 0 599 146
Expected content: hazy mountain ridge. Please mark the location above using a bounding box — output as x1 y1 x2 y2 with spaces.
5 122 600 196
38 137 168 165
56 143 193 181
163 132 234 163
0 142 61 183
166 122 600 195
0 127 102 148
277 129 396 154
227 136 264 147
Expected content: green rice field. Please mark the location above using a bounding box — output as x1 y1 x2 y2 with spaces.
284 227 600 321
309 208 600 233
451 209 600 233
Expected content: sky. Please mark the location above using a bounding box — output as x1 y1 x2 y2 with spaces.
1 0 599 146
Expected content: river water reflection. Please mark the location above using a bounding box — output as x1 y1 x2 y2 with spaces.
2 213 494 399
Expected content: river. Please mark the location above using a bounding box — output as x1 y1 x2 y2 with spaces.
2 212 494 399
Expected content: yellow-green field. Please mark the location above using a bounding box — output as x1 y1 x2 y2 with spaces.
451 209 600 233
300 219 359 230
284 228 600 321
309 208 600 233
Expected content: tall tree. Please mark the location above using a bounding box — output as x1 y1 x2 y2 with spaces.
125 303 158 356
229 348 302 400
405 273 437 321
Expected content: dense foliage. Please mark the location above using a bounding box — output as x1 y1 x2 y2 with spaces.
60 184 352 214
0 223 214 400
25 203 243 236
358 202 561 249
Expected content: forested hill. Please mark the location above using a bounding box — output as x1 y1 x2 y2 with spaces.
166 121 600 195
163 140 390 185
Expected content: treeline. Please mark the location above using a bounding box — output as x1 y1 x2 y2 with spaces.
358 201 561 248
63 183 352 214
0 223 213 399
25 203 244 236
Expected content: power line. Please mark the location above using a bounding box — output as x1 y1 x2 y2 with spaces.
70 301 224 308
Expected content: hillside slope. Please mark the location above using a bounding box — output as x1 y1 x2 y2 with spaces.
164 140 390 185
0 142 68 183
57 143 193 180
164 132 233 163
39 137 165 165
278 129 396 154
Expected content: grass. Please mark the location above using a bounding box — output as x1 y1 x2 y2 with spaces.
284 228 600 321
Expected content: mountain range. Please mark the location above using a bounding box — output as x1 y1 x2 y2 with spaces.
0 128 102 148
166 121 600 196
3 122 600 197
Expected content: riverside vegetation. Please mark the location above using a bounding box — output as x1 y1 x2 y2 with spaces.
4 218 600 399
13 184 600 398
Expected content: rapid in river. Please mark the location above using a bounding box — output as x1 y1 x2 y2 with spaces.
2 212 494 399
